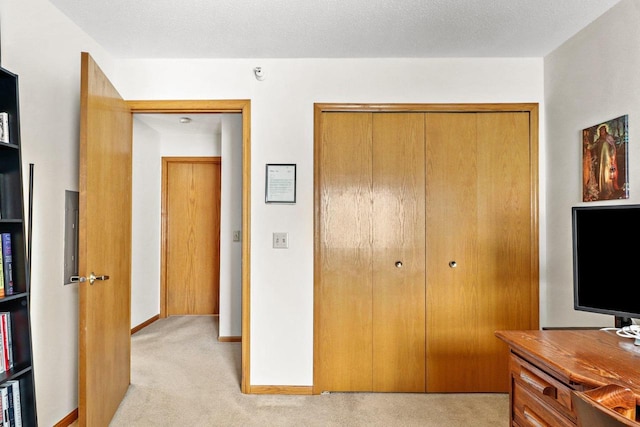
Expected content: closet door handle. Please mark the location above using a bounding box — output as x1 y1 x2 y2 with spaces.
395 261 403 268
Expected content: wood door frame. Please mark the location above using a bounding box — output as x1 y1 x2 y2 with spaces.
161 156 222 317
127 100 252 393
313 102 539 394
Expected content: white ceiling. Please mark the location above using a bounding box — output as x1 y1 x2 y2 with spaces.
49 0 621 59
135 113 223 135
71 0 621 134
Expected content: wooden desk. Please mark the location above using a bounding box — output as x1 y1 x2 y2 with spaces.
495 329 640 426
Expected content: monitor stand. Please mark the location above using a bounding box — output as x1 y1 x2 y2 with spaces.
615 316 633 328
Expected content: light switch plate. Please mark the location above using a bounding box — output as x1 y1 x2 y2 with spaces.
273 232 288 249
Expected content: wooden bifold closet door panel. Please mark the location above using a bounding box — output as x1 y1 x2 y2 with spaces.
314 112 426 393
372 113 426 392
314 106 537 394
424 112 533 392
315 112 374 392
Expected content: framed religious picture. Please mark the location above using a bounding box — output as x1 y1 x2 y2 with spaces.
582 115 629 201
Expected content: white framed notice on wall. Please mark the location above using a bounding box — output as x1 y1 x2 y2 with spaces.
265 164 296 204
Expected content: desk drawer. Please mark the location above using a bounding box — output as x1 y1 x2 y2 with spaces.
513 382 574 427
510 354 575 421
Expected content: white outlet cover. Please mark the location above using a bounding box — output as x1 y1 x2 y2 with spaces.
273 232 288 248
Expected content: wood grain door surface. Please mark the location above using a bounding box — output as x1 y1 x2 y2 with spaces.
315 112 373 392
78 52 132 427
315 108 536 394
425 112 532 392
163 157 221 316
315 112 426 393
371 113 426 392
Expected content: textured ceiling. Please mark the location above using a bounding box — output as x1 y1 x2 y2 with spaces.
49 0 622 59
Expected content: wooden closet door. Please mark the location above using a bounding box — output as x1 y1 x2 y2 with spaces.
372 113 426 392
315 112 374 392
475 112 533 391
425 112 532 392
425 113 479 391
315 112 426 393
315 106 537 395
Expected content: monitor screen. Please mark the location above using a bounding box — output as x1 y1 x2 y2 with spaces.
572 204 640 323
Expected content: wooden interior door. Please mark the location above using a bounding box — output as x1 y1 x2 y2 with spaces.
79 52 132 426
163 157 221 316
372 113 426 392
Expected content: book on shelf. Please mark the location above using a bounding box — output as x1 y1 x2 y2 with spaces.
0 385 8 427
5 381 20 427
1 383 13 427
0 175 16 221
0 313 12 373
0 235 12 296
0 251 4 298
0 113 8 144
0 325 4 376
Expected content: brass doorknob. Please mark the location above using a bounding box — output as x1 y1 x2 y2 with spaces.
70 272 110 285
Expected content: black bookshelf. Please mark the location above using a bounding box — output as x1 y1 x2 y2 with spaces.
0 66 37 426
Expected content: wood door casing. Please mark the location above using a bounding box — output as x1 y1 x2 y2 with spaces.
79 52 132 426
127 100 252 392
162 157 221 316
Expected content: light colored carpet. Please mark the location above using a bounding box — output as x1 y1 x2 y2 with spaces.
109 316 509 426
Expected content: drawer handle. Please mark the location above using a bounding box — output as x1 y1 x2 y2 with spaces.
523 406 550 427
520 367 557 398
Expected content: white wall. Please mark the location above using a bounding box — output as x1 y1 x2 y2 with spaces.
219 114 243 338
114 57 545 386
159 129 220 157
131 119 162 325
544 0 640 328
0 0 115 424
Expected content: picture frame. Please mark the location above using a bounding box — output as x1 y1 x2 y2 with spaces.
265 164 296 204
582 115 629 202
